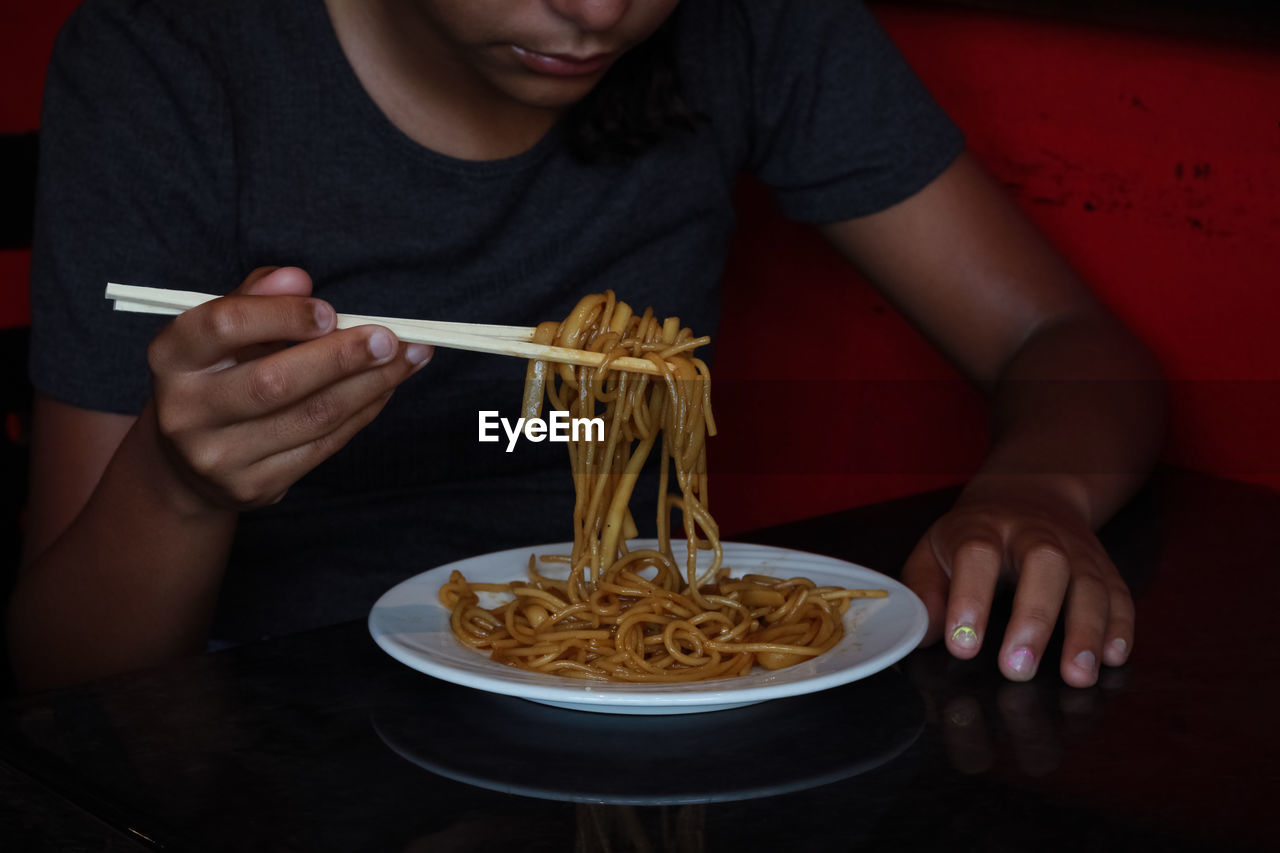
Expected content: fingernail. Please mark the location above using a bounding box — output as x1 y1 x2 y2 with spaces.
314 302 334 331
368 330 394 360
1072 650 1097 674
405 343 432 366
950 625 979 651
1006 648 1036 678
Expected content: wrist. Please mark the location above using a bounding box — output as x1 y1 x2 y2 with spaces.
126 402 241 524
956 471 1094 530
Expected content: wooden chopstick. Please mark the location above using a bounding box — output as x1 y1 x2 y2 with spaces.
104 283 671 375
105 283 536 339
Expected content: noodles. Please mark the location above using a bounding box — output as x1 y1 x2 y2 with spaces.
439 292 887 682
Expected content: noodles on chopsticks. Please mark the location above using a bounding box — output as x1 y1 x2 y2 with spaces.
439 292 886 682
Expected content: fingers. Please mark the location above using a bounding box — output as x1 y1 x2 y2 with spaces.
902 520 1003 659
909 503 1135 687
149 268 332 371
997 533 1069 682
238 265 311 296
204 384 400 508
219 339 431 460
144 265 437 511
1101 583 1135 667
942 537 1002 661
900 536 951 647
164 339 432 507
198 326 418 425
1059 568 1134 687
998 529 1132 687
1057 566 1108 687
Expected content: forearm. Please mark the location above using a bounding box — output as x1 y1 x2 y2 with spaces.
8 404 238 692
962 313 1167 529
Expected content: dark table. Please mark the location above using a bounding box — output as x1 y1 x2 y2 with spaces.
2 468 1277 852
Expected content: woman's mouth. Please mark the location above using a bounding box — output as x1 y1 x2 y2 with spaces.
510 45 615 77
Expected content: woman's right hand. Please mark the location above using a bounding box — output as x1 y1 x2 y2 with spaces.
146 266 432 513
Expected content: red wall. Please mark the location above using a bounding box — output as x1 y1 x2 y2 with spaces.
891 5 1280 484
0 6 75 132
0 0 82 329
4 2 1279 532
715 4 1280 533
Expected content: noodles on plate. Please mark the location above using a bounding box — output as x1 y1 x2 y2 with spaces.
439 292 886 682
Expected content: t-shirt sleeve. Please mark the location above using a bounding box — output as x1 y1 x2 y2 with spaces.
732 0 965 223
29 0 238 414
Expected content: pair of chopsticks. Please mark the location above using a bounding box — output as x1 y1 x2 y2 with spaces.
105 283 667 375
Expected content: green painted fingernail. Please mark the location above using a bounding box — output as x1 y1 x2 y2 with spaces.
951 625 979 649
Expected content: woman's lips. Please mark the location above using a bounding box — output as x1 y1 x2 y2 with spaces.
510 45 614 77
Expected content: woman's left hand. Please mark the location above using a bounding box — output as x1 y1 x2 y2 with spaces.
902 488 1135 687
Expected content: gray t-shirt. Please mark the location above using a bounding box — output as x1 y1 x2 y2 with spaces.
30 0 963 641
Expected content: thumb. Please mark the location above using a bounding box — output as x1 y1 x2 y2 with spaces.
902 534 950 648
237 266 313 298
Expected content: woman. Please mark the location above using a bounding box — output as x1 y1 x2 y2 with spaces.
10 0 1164 691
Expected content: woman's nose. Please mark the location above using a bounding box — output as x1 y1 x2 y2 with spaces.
544 0 631 33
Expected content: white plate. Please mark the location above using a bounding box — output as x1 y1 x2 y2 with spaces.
368 540 928 715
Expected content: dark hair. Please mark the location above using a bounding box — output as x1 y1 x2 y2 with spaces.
562 11 696 164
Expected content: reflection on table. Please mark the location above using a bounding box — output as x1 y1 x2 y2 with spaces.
0 468 1277 852
372 669 924 805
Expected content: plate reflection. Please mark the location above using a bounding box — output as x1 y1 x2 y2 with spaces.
372 667 924 806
